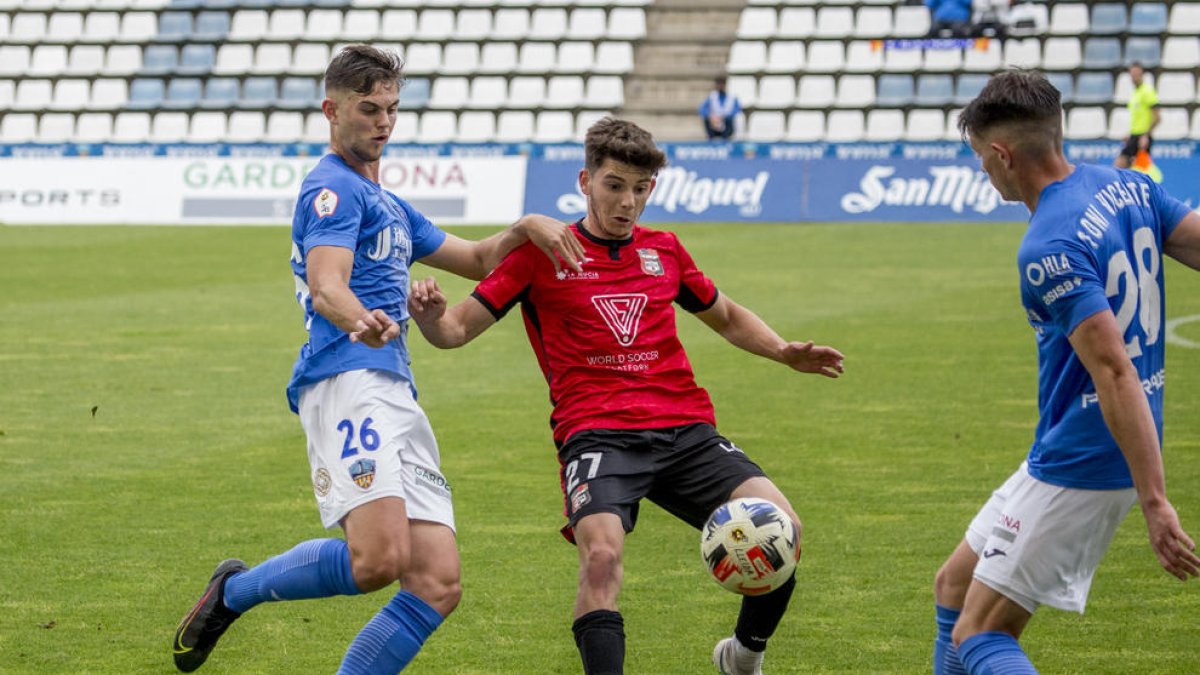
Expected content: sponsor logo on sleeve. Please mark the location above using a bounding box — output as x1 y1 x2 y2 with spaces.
313 187 339 218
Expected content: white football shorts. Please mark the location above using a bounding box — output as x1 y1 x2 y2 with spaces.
966 462 1135 614
297 369 455 531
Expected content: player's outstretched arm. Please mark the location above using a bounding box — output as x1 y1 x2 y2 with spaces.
419 214 586 281
407 276 498 349
1068 310 1200 581
308 245 400 348
1164 211 1200 271
695 294 844 379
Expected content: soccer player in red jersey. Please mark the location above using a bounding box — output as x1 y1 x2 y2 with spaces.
404 118 844 675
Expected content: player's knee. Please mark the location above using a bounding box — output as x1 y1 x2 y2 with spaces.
403 570 462 617
581 543 622 588
351 547 411 592
934 560 970 605
950 619 980 648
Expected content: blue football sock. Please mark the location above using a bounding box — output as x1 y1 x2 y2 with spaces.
958 631 1038 675
338 590 444 675
222 538 362 614
933 605 967 675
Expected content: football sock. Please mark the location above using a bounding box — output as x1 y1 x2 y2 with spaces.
222 538 361 614
734 573 795 652
933 604 968 675
572 609 625 675
958 631 1038 675
338 590 443 675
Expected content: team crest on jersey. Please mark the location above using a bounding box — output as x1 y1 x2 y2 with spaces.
637 248 663 276
314 188 339 218
348 458 376 490
592 293 648 347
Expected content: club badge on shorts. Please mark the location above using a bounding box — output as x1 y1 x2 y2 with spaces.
637 248 663 276
348 458 376 490
570 483 592 513
313 468 332 497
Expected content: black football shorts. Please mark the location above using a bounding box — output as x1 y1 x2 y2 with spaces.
556 423 767 542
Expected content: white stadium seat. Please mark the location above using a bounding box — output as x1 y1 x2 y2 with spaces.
893 5 931 37
112 112 151 143
215 44 254 76
76 113 114 143
726 75 757 108
402 44 441 75
1041 37 1082 71
267 9 305 41
189 112 228 144
417 110 458 141
756 75 797 109
225 111 266 143
305 9 344 41
568 8 606 40
826 110 865 142
594 42 634 74
1065 107 1106 139
727 41 766 75
797 75 836 108
229 10 268 41
557 42 596 74
83 12 121 43
37 113 75 143
814 6 853 39
65 45 104 77
303 112 328 144
865 109 905 142
529 8 568 40
746 111 786 141
381 10 418 39
51 79 90 111
844 41 884 73
575 111 610 141
607 8 646 40
805 41 845 73
1049 3 1088 35
417 9 455 41
786 110 825 142
737 8 777 39
252 43 291 76
343 10 379 41
14 79 52 112
151 112 189 143
765 42 805 74
440 43 481 76
585 76 623 108
455 9 492 40
508 76 547 109
1155 108 1190 140
29 45 68 78
1154 73 1195 105
835 74 875 108
429 77 470 109
1 113 38 143
457 111 496 143
469 76 508 109
266 112 304 143
854 6 892 38
546 76 585 109
905 109 946 142
479 43 519 74
518 42 557 75
496 110 535 142
534 111 575 143
492 9 529 40
777 8 814 39
90 79 128 111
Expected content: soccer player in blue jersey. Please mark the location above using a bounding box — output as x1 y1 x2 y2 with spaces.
171 45 585 674
931 70 1200 675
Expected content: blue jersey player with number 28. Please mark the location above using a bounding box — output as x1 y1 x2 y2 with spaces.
171 44 585 674
931 70 1200 675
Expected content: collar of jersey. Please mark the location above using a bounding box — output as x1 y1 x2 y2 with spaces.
574 220 635 248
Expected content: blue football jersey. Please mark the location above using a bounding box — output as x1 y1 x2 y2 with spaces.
1018 163 1191 489
286 154 447 412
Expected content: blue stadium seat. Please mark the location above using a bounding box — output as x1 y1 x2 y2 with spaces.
1124 37 1162 68
1075 72 1114 104
915 74 953 106
168 0 204 10
238 76 278 109
876 74 914 107
193 11 230 42
128 78 165 110
399 77 431 109
1083 38 1123 69
201 0 239 9
141 46 178 76
1045 72 1075 104
200 77 239 110
163 78 203 110
178 44 216 76
278 77 317 110
1128 3 1167 35
1089 4 1127 35
155 12 193 43
954 74 989 106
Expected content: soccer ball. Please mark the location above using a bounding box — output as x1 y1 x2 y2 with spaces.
700 497 799 596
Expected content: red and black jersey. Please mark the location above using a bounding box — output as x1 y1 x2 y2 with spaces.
473 222 720 443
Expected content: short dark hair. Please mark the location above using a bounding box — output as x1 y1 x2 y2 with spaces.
324 44 404 96
584 117 668 174
957 69 1062 151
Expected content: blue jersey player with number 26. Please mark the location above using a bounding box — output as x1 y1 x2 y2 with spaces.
170 44 585 674
931 70 1200 675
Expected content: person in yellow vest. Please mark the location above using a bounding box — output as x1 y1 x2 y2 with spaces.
1115 62 1160 172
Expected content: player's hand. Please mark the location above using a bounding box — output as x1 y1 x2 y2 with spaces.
1143 501 1200 581
780 341 844 378
348 308 400 348
408 277 448 323
520 214 587 276
1138 136 1150 150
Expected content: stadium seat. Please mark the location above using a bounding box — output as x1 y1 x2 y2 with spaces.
728 41 766 75
76 112 114 143
1074 72 1114 105
738 8 777 39
441 43 481 76
479 43 519 74
1155 108 1190 140
381 9 418 39
746 111 786 142
844 41 884 73
508 76 547 109
200 77 239 110
194 11 230 41
457 111 496 143
1192 111 1200 141
267 9 305 41
834 74 875 108
278 77 317 110
1124 37 1162 69
238 77 278 109
1046 72 1075 104
876 74 914 107
81 11 120 42
89 79 128 111
786 110 825 142
265 111 304 143
453 8 491 40
755 75 796 109
6 14 42 42
954 73 989 106
923 45 964 73
805 41 845 73
187 111 226 143
429 77 470 109
46 12 84 43
777 7 815 39
1049 3 1088 35
342 9 379 40
826 110 865 142
608 7 646 40
305 9 344 41
1040 37 1082 71
292 44 329 77
112 112 151 143
468 76 507 109
892 5 930 37
575 111 609 142
492 8 529 40
1129 2 1167 35
853 6 892 39
1154 73 1195 105
141 45 178 77
797 74 835 109
916 74 954 106
120 12 158 43
594 42 634 74
0 113 37 143
252 43 291 76
150 112 189 143
163 78 203 109
214 44 253 76
1089 4 1127 35
399 77 430 109
518 42 557 75
38 115 80 147
865 109 904 142
882 47 922 73
944 108 963 141
418 8 455 40
225 111 266 143
815 6 854 39
0 80 12 109
386 112 416 144
176 44 215 76
567 7 606 40
1082 38 1122 70
545 76 585 108
726 75 758 107
557 42 596 74
905 109 945 142
962 40 1002 71
495 110 535 142
403 44 441 75
765 42 805 74
534 111 574 143
302 111 327 144
1003 38 1040 69
29 45 68 78
585 76 623 108
156 11 192 42
529 8 568 40
1065 107 1106 139
50 79 88 112
127 78 164 110
229 9 267 41
1162 37 1200 69
1006 2 1048 37
1169 4 1200 35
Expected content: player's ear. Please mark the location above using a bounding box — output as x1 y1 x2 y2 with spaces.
578 168 591 196
321 97 337 123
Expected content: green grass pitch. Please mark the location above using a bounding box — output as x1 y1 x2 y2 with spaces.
1 222 1198 673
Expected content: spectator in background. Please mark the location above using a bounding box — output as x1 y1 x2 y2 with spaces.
699 76 741 141
925 0 974 38
1115 62 1161 173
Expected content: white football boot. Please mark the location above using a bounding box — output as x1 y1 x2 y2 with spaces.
712 636 764 675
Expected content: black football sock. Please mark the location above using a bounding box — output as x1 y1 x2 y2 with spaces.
734 573 796 653
572 609 625 675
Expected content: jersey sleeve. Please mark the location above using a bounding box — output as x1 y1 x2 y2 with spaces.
299 183 361 251
395 196 448 260
671 234 719 313
1149 177 1193 241
472 243 538 319
1020 237 1109 337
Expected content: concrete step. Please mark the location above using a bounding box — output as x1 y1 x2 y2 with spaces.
623 76 717 113
617 111 708 141
652 0 747 11
644 9 742 42
634 43 730 77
